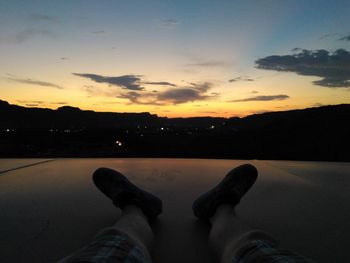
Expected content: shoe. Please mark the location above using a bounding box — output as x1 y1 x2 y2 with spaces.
192 164 258 220
93 167 163 221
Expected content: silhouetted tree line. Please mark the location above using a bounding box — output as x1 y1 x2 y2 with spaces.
0 100 349 161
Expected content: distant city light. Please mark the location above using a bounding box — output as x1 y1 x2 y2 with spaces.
210 125 215 129
160 127 164 130
115 140 122 147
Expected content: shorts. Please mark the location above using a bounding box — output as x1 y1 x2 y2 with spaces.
230 231 316 263
58 228 151 263
58 229 315 263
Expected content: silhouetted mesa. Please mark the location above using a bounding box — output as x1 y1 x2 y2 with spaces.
0 100 349 161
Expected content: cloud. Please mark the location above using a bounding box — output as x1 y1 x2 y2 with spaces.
118 91 159 105
0 29 54 44
318 33 341 40
17 100 45 104
13 29 54 43
184 54 230 69
6 77 63 89
161 19 179 28
73 73 177 91
143 81 177 87
339 33 350 41
82 85 118 97
51 101 67 105
30 13 58 22
229 76 254 82
231 94 289 102
157 88 207 104
118 82 215 105
251 90 259 94
74 74 144 90
17 100 66 106
91 30 106 35
255 49 350 88
186 60 229 68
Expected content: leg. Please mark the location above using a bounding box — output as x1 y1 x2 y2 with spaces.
58 168 162 263
209 204 315 263
193 164 316 263
112 205 154 257
209 204 251 262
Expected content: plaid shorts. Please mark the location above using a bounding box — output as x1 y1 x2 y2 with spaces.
230 231 316 263
59 229 315 263
58 228 151 263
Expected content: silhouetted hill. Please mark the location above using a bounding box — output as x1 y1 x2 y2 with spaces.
0 100 162 129
0 100 349 161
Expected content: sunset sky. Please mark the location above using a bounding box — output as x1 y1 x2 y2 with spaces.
1 0 349 117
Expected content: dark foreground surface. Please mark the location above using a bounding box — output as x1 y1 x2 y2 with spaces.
0 159 349 263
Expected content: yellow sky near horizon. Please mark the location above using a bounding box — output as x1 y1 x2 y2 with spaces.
2 71 349 118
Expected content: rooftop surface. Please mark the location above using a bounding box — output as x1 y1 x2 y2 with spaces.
0 158 349 263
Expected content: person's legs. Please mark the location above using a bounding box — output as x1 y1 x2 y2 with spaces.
193 164 316 263
58 168 162 263
209 204 315 263
209 204 252 262
112 205 154 257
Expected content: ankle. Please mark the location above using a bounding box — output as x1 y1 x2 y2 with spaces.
210 204 235 224
123 205 148 221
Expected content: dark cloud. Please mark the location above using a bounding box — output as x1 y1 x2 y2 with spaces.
7 77 63 89
161 19 179 27
74 74 144 90
158 82 214 104
318 33 341 40
118 92 158 106
143 81 177 87
16 100 66 107
231 95 289 102
256 49 350 88
118 82 215 105
30 14 58 22
13 29 54 43
73 73 176 91
229 76 254 82
251 90 259 94
339 33 350 41
60 57 69 60
17 100 45 104
186 60 229 68
157 88 207 104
